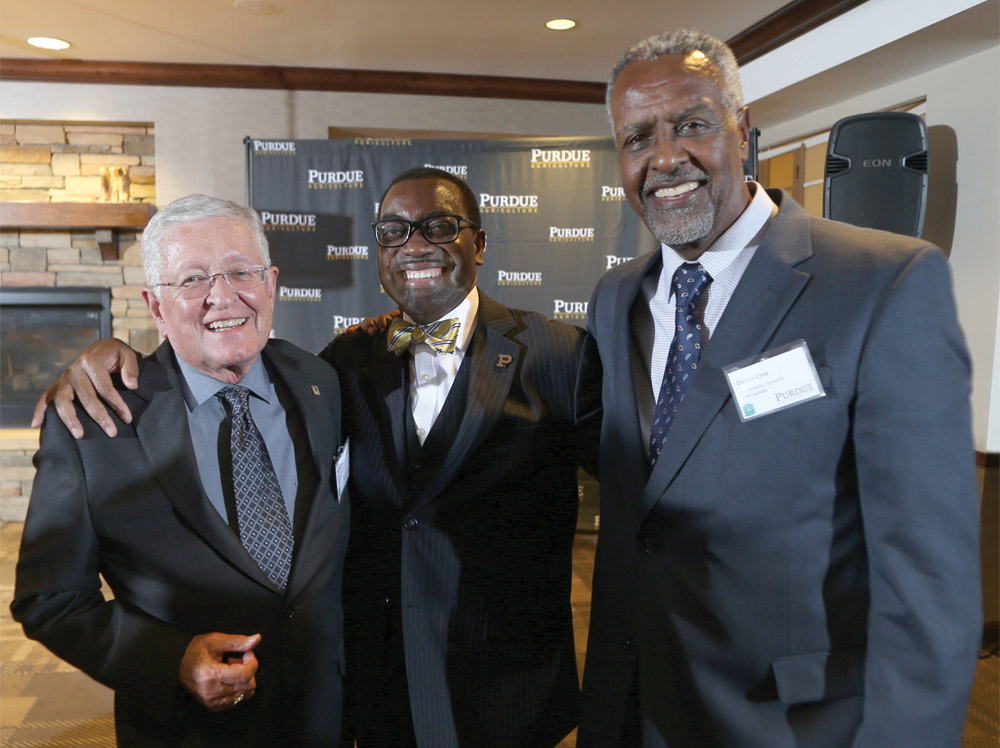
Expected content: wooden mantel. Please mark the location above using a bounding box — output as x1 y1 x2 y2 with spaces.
0 201 154 260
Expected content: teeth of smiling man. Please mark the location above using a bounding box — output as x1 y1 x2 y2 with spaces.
405 268 442 280
208 318 246 331
653 182 699 198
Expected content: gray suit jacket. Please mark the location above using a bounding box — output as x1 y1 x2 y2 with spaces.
579 190 981 748
12 340 349 748
323 292 601 748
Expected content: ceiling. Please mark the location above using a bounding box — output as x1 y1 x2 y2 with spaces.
1 0 997 137
0 0 792 83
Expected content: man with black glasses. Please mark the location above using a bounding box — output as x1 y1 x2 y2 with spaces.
324 167 600 747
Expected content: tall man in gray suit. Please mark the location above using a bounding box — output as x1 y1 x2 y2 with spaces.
579 29 981 748
13 195 349 747
37 169 601 748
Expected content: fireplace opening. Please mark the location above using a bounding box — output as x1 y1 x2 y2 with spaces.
0 287 112 427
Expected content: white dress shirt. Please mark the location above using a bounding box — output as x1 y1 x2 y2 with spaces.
405 287 479 445
634 183 777 441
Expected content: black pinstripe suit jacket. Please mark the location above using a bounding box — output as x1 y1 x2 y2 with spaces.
321 292 601 748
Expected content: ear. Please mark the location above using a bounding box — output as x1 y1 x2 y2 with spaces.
264 265 279 298
473 229 487 266
142 288 170 339
737 106 752 163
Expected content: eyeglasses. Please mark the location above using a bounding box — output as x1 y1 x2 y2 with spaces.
372 214 479 248
153 266 268 298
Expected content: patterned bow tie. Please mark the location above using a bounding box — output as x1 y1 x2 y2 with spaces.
387 317 460 356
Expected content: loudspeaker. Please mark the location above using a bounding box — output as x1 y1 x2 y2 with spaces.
824 112 928 237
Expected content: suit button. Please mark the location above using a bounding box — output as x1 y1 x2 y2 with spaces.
283 605 295 619
622 639 633 652
639 535 657 554
403 518 418 530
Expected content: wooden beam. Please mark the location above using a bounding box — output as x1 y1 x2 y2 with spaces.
0 59 606 104
0 201 153 229
727 0 872 65
0 201 153 260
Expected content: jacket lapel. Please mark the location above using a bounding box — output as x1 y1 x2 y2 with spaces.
410 293 519 511
641 192 815 517
371 333 412 501
611 250 663 471
136 344 276 590
261 342 337 597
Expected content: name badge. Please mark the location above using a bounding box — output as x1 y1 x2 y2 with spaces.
335 438 350 502
723 340 825 422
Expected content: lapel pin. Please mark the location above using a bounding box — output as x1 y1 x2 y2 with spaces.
495 354 513 369
311 385 321 396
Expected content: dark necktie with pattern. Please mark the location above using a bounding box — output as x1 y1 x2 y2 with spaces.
219 385 294 592
648 262 712 466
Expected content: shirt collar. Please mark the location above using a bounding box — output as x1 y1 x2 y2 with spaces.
401 286 479 352
659 182 775 300
176 352 272 410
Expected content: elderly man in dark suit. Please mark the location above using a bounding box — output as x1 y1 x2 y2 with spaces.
12 195 349 747
33 170 601 748
579 28 981 748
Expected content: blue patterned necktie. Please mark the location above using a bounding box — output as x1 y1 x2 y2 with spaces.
649 262 712 466
219 385 294 592
387 317 460 356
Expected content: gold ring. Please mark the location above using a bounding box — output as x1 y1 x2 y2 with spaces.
232 693 244 705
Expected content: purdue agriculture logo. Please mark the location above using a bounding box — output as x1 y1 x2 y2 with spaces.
530 149 591 169
497 270 542 286
332 314 364 334
606 255 634 269
307 169 364 189
327 245 369 261
354 137 411 147
252 140 296 155
279 286 322 302
549 227 594 242
424 163 468 178
260 212 317 232
479 193 539 214
600 185 625 201
553 300 588 319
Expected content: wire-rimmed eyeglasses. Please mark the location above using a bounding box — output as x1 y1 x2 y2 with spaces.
152 266 268 298
372 215 479 248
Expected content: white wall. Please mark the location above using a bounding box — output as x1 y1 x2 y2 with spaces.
753 45 1000 452
1 82 610 205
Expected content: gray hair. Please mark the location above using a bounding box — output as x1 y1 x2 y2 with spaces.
606 29 744 123
142 194 270 291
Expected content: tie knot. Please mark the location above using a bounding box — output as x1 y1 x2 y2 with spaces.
672 262 711 308
387 317 460 356
219 385 251 414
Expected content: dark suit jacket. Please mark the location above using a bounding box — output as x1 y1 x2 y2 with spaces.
321 292 600 748
579 191 981 748
12 340 350 748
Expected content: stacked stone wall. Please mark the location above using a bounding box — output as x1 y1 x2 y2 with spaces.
0 120 158 520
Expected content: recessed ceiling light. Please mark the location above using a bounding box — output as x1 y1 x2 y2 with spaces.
545 19 576 31
233 0 284 15
26 36 71 51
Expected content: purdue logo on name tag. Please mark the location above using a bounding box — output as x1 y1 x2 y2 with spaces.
723 340 826 422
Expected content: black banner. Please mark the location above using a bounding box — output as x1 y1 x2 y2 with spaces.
247 136 653 353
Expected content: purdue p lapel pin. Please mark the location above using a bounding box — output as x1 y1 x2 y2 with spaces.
495 354 513 369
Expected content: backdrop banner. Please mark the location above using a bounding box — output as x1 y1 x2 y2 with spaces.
248 135 647 532
247 135 654 354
